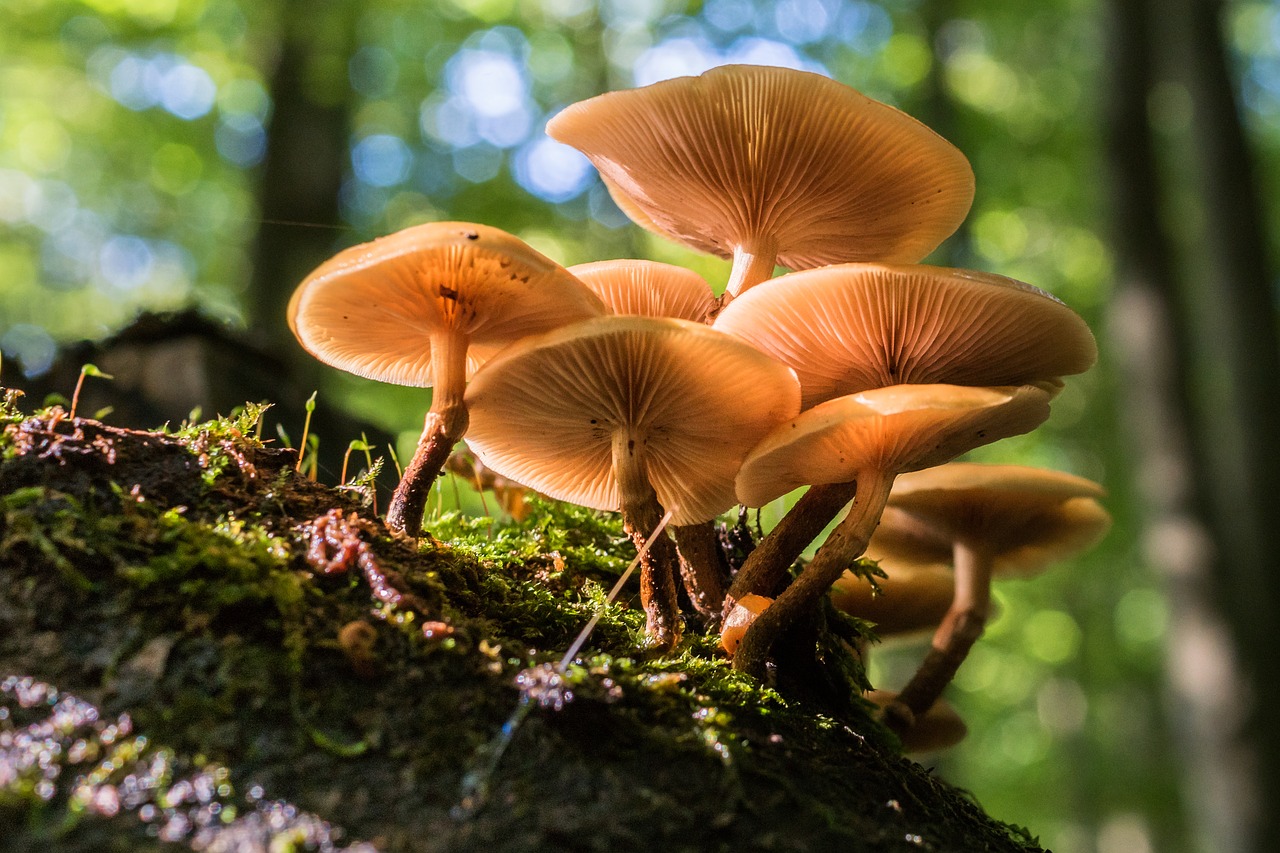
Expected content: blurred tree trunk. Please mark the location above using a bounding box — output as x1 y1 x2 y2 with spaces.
245 0 356 354
1104 0 1280 850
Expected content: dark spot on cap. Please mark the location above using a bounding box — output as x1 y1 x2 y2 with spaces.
466 232 479 240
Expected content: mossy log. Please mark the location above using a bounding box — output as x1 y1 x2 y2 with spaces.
0 399 1042 852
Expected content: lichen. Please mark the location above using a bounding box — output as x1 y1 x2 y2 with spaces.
0 403 1042 852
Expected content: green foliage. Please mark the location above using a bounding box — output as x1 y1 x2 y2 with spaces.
0 0 1223 846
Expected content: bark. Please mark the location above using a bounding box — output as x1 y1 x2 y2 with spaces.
0 405 1045 852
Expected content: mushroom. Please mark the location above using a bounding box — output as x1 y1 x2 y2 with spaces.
862 463 1111 727
548 65 974 301
720 593 773 656
568 259 717 322
728 383 1053 676
717 263 1094 614
566 260 732 613
865 690 967 754
713 262 1097 410
287 221 605 536
830 564 957 641
463 315 801 647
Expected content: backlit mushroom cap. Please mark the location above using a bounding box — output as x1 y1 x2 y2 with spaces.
867 463 1112 578
735 384 1053 507
548 64 974 271
720 593 773 655
830 565 955 638
464 316 801 526
288 221 605 386
713 263 1097 409
866 690 967 753
568 259 716 322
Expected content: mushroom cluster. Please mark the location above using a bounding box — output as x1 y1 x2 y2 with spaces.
288 64 1106 743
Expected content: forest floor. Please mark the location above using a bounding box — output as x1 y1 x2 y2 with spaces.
0 393 1042 852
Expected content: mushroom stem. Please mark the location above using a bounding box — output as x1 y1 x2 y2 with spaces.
733 470 895 677
887 539 993 726
722 238 779 302
673 521 729 623
723 480 860 618
386 333 471 536
613 431 682 648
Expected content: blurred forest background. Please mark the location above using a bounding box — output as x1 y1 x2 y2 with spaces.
3 1 1279 851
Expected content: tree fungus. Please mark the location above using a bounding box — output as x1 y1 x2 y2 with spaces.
548 65 974 302
288 221 605 536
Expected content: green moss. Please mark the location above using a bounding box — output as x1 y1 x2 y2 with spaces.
0 405 1043 852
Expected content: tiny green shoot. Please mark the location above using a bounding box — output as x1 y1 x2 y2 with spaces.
296 391 317 473
70 363 114 420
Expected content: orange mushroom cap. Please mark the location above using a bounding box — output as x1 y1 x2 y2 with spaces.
548 65 974 274
830 565 956 638
867 463 1112 578
288 221 606 386
735 384 1054 508
865 690 967 753
568 259 717 322
464 316 801 526
713 263 1097 409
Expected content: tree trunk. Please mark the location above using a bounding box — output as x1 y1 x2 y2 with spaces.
0 406 1045 852
245 0 355 353
1106 0 1280 849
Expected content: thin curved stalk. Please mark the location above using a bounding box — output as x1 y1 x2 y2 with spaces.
723 480 860 618
674 521 729 623
733 470 895 678
386 334 470 536
613 431 682 648
887 539 993 726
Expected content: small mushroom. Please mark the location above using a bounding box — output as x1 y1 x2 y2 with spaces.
464 315 801 647
288 221 605 536
720 593 773 656
568 259 718 322
830 564 957 640
729 383 1053 677
863 463 1111 727
713 262 1098 410
865 690 967 754
548 65 974 300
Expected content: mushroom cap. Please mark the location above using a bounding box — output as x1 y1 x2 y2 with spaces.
548 64 974 269
830 564 956 638
568 259 717 322
288 221 605 387
464 315 801 526
720 593 774 655
735 384 1053 507
867 463 1112 578
714 263 1097 409
865 690 967 753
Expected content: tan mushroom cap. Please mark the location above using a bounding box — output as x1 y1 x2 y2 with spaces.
548 64 974 271
735 384 1053 507
568 259 716 322
714 263 1097 409
720 593 773 655
867 463 1112 578
287 221 605 387
865 690 967 753
464 315 801 526
830 565 956 638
